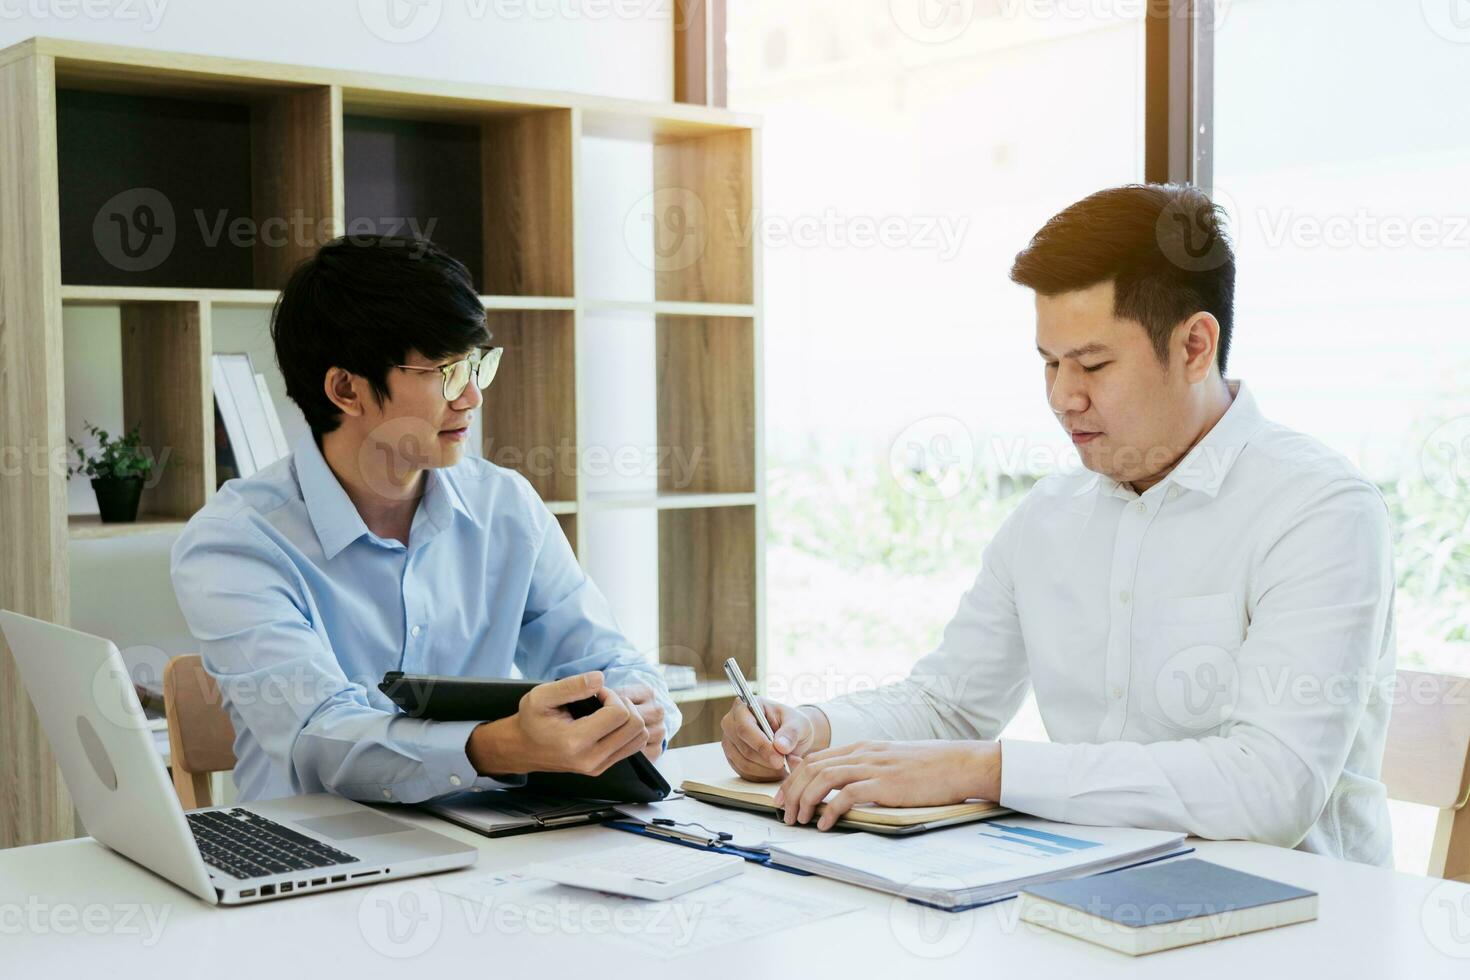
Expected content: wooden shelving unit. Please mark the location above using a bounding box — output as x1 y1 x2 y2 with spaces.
0 36 763 848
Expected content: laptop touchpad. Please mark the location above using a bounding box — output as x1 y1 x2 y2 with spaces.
297 810 414 841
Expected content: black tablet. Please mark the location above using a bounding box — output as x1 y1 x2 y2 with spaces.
378 671 671 804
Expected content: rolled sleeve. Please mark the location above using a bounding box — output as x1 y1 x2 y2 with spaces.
515 504 683 743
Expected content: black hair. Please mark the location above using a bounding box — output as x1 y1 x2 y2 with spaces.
1009 183 1236 373
271 235 490 438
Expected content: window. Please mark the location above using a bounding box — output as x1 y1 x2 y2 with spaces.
728 0 1144 714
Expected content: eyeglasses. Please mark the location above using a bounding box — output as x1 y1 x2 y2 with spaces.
394 347 503 401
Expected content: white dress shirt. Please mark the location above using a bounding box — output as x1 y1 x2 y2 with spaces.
818 381 1397 865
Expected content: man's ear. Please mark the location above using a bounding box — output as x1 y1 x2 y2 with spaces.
323 367 367 419
1176 312 1220 383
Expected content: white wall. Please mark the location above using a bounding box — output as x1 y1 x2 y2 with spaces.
37 4 672 661
0 0 671 101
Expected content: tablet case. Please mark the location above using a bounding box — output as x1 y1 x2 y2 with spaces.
378 671 671 804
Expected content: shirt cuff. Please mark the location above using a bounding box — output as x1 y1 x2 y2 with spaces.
997 738 1074 820
808 699 878 750
399 719 527 803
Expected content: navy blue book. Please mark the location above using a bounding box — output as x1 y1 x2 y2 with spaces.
1018 858 1318 956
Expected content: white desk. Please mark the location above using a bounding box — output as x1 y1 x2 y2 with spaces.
4 742 1469 978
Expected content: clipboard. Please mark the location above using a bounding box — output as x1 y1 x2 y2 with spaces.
379 671 671 804
604 819 815 876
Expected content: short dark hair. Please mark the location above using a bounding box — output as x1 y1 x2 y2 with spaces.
1009 183 1236 373
271 235 490 438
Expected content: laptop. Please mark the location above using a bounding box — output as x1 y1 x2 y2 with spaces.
0 610 478 906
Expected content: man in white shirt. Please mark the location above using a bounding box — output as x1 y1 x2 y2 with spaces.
721 184 1397 865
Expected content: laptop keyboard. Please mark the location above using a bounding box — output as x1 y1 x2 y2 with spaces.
187 808 360 880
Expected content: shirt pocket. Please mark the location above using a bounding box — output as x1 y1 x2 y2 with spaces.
1139 592 1245 735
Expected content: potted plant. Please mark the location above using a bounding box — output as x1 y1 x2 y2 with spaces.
68 421 159 524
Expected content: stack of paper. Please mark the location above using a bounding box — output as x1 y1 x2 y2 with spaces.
212 352 290 479
766 819 1189 909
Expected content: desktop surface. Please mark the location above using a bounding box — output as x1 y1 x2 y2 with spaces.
3 742 1467 978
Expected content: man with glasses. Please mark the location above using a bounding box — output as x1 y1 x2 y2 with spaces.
171 235 679 805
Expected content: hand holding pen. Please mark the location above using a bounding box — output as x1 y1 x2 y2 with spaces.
720 658 823 782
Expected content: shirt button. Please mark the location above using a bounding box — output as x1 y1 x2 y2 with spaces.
1119 590 1131 604
410 626 422 637
1111 686 1123 699
1135 501 1147 513
1167 486 1180 499
382 789 393 800
449 774 462 787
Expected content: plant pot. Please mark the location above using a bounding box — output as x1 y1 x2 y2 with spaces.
90 476 145 524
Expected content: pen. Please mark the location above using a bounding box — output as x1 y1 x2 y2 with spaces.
723 657 791 775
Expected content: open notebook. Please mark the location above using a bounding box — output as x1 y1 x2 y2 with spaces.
681 776 1007 835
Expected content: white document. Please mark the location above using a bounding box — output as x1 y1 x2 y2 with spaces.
438 868 860 959
768 819 1189 909
227 355 278 470
254 373 290 459
212 355 255 476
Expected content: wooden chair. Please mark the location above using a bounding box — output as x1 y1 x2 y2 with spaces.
162 655 237 809
1382 669 1470 881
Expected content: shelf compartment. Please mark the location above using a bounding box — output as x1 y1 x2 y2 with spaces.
119 302 213 519
669 694 737 749
343 112 484 283
659 505 757 686
57 85 336 291
657 315 756 495
480 310 577 501
343 107 573 297
652 129 754 305
481 109 574 297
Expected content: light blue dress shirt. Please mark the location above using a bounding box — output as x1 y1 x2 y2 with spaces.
170 432 680 804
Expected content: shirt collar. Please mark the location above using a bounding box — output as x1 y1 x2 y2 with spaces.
1082 379 1266 501
294 431 479 560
